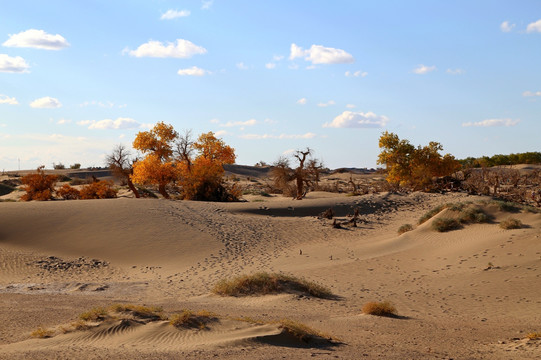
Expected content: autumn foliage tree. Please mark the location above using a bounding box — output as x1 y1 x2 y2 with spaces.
377 131 461 191
131 122 178 198
21 166 58 201
177 131 237 201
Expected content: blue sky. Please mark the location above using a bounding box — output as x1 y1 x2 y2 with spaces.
1 0 540 171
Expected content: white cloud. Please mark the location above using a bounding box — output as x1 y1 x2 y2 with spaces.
273 55 284 61
346 104 356 109
128 39 206 58
289 43 354 64
161 9 190 20
526 19 541 33
462 118 520 127
0 94 18 105
323 111 389 128
30 96 62 109
317 100 336 107
523 90 541 97
500 21 515 33
214 130 228 137
296 97 307 105
264 118 277 124
3 29 69 50
345 70 367 77
265 62 276 69
239 132 317 140
201 0 213 10
446 68 465 75
220 119 257 127
0 54 30 73
177 66 210 76
79 100 116 108
412 64 436 74
210 118 220 124
78 117 141 130
57 119 71 125
236 62 248 70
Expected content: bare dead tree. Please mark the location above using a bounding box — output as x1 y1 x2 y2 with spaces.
293 148 312 200
175 129 195 170
106 144 140 198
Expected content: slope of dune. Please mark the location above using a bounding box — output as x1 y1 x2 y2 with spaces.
1 192 540 359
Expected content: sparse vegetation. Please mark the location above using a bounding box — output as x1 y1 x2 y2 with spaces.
212 272 333 298
79 180 117 199
277 319 332 342
490 200 521 213
56 183 81 200
361 301 397 317
109 304 165 320
169 309 218 329
418 205 446 224
526 332 541 340
79 307 108 321
499 217 522 230
30 326 54 338
458 206 488 224
431 217 461 232
397 223 413 235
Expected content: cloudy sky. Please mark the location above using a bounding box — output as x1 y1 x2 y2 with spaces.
1 1 540 170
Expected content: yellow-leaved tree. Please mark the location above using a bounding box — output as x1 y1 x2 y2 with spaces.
377 131 461 190
131 122 178 198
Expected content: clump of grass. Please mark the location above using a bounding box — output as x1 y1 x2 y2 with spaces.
212 272 333 299
418 205 446 225
526 332 541 340
30 326 54 338
458 206 488 224
71 320 92 331
109 304 165 320
499 217 522 230
277 319 332 343
79 307 108 322
170 309 218 330
490 200 521 212
431 218 461 232
522 205 540 214
446 201 471 212
362 301 398 317
397 224 413 235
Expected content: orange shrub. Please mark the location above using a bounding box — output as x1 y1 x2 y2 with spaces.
56 184 81 200
79 180 117 199
21 166 58 201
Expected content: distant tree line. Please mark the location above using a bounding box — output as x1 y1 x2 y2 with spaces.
459 152 541 168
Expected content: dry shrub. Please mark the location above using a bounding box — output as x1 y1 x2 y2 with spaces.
277 319 331 342
431 217 461 232
361 301 397 317
526 332 541 340
109 304 165 320
397 224 413 235
30 326 54 338
458 206 488 224
56 183 81 200
79 307 108 322
212 272 333 299
79 180 117 199
21 166 57 201
418 205 446 224
169 309 218 329
499 217 522 230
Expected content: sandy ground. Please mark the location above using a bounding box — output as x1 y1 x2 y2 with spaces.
1 191 540 359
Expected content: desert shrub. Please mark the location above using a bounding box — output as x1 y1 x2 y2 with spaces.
490 200 520 212
418 205 446 224
458 207 488 224
499 217 522 230
170 309 218 329
79 307 108 321
277 319 330 342
53 162 65 170
109 304 164 320
56 183 81 200
361 301 397 317
432 217 461 232
21 166 58 201
69 177 87 185
30 326 54 338
71 320 91 331
397 224 413 235
526 332 541 340
79 180 117 199
212 272 333 298
70 163 81 169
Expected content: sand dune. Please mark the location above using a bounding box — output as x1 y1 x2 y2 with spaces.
1 192 540 359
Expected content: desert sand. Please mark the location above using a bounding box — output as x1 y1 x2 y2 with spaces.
1 189 540 359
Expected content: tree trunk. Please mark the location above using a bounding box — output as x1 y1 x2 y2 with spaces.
127 179 140 198
158 183 169 199
295 175 303 200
